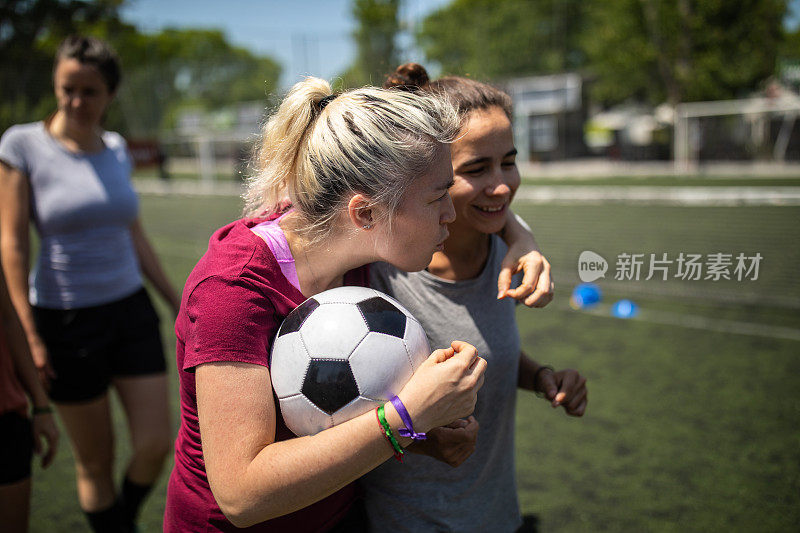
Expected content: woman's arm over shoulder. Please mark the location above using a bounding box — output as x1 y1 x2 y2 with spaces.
497 209 554 308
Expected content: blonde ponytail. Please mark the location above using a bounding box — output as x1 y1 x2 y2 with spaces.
244 77 332 217
244 77 459 243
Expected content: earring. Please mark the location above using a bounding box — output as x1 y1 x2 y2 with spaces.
362 224 372 230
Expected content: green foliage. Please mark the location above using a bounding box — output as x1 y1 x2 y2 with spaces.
109 27 282 135
419 0 790 106
418 0 586 80
0 0 124 131
783 27 800 59
0 1 281 136
779 21 800 87
582 0 787 106
339 0 400 87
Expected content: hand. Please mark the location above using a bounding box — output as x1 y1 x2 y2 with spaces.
32 412 59 468
29 337 55 390
411 416 479 467
498 248 554 308
536 368 587 417
398 341 486 433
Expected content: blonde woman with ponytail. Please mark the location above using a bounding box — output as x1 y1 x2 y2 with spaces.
163 78 493 532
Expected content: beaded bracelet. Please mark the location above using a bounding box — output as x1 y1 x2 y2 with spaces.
533 365 555 398
31 405 53 416
376 405 404 462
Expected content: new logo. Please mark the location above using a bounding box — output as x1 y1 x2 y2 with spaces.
578 251 608 283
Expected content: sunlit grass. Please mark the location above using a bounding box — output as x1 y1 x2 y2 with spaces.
29 193 799 532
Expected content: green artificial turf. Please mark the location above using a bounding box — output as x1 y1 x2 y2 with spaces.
27 192 799 532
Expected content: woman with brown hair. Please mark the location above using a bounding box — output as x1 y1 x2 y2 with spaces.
358 63 589 532
0 35 178 532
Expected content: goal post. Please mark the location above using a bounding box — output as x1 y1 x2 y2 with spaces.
674 96 800 171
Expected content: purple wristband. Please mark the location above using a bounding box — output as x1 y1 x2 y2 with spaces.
390 396 426 441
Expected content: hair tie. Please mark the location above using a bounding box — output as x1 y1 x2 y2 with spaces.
318 94 338 111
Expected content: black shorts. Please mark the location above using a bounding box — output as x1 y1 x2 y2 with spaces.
0 411 33 485
33 288 166 403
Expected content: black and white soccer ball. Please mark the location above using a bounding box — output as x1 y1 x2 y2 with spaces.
270 286 430 436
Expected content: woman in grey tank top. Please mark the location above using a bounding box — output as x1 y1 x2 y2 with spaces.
361 64 590 533
0 36 179 532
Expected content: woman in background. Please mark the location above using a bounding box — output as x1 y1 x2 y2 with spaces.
0 35 178 532
359 64 589 532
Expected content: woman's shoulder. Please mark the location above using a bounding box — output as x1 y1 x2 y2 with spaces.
0 121 45 146
187 219 300 303
192 219 270 278
100 130 127 150
0 122 47 172
2 121 43 135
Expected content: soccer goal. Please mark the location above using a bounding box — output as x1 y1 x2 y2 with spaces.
674 94 800 170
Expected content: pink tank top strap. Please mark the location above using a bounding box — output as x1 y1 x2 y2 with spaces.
250 213 301 292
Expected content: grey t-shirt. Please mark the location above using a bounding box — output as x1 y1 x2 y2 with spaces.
0 122 142 309
363 235 523 533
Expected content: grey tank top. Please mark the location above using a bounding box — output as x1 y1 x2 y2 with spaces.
362 235 524 533
0 122 142 308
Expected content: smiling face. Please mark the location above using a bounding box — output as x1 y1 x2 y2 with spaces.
448 106 520 239
374 143 456 272
53 58 114 130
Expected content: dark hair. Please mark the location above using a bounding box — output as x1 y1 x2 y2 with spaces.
54 35 122 93
384 63 512 120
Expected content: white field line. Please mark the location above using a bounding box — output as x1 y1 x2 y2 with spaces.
582 307 800 342
517 160 800 178
134 180 800 207
513 186 800 206
134 179 245 197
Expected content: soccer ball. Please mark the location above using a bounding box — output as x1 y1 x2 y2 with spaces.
270 286 430 436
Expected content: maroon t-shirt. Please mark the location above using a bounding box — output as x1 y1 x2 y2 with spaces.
164 218 368 533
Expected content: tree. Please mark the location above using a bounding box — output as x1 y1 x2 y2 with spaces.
582 0 788 106
339 0 401 87
417 0 789 107
417 0 587 80
0 1 282 137
108 28 282 135
0 0 124 132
